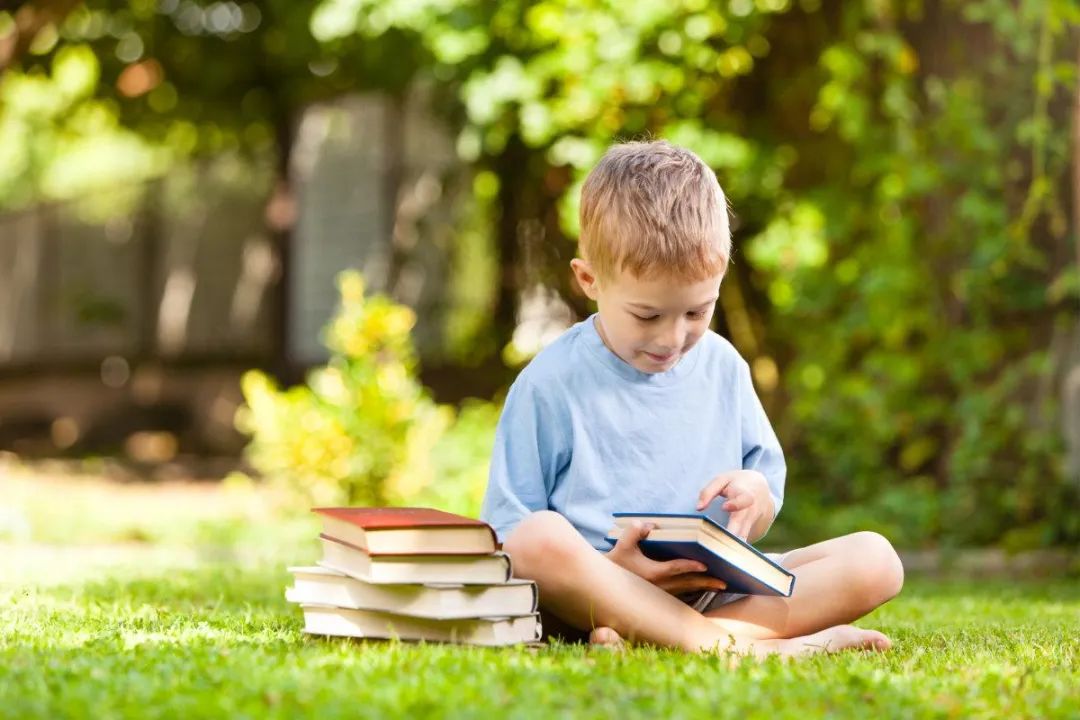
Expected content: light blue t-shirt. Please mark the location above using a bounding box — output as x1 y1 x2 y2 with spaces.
480 313 786 550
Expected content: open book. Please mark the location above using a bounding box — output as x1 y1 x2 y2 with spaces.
605 512 795 597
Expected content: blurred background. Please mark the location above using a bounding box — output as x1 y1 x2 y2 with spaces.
1 0 1078 559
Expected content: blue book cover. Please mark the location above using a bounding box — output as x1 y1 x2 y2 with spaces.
604 512 796 597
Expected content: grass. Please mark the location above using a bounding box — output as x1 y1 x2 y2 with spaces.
2 555 1077 718
2 466 1078 719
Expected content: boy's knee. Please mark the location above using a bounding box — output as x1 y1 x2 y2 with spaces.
847 531 905 606
503 511 587 577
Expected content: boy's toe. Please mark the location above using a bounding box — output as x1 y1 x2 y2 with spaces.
867 631 892 652
589 626 625 649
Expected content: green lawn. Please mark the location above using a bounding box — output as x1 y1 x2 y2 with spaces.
2 470 1077 718
2 556 1077 719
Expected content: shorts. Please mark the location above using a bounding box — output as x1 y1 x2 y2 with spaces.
675 551 791 613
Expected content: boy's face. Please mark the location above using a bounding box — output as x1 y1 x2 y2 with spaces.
570 259 722 374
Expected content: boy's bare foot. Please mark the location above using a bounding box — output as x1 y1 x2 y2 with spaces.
695 624 890 657
588 626 625 650
759 625 891 657
587 623 887 657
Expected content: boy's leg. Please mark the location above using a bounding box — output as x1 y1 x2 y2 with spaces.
704 532 904 640
505 511 891 655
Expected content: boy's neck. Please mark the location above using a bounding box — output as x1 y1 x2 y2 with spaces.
592 314 685 374
593 315 615 355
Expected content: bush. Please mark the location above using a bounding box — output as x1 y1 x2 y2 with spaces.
236 270 495 514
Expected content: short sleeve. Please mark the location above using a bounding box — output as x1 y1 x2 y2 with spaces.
738 361 786 516
480 376 571 542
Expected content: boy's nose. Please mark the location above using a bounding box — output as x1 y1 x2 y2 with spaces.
657 318 686 352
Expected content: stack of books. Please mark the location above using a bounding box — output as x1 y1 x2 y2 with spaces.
286 507 541 646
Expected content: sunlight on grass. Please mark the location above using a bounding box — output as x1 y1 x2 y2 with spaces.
1 463 308 546
1 469 1076 718
1 550 1077 718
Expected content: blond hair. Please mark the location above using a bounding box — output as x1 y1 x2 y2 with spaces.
579 140 730 282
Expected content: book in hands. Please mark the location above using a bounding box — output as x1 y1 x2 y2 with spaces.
318 534 513 585
299 605 542 646
313 507 499 555
604 513 795 597
286 565 539 619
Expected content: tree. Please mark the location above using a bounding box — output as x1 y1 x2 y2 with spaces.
1 0 1077 545
317 0 1080 545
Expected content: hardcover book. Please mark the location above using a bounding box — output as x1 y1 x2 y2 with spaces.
317 534 514 585
605 513 795 597
299 605 542 646
286 565 538 619
313 507 499 555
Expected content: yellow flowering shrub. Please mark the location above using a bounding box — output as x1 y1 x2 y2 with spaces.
236 270 496 511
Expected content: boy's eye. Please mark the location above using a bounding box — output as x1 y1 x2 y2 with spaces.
632 311 706 322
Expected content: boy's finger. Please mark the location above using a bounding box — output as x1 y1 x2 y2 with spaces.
663 560 708 576
614 522 653 550
726 513 748 539
696 475 732 510
722 494 753 511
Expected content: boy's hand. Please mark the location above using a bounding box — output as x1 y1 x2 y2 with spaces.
696 469 775 541
608 521 727 594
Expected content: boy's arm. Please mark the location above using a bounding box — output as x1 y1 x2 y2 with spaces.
480 377 570 543
692 362 786 543
738 360 786 538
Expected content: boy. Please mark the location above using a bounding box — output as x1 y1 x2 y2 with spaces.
480 140 904 656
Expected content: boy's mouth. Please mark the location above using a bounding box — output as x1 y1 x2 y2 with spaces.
644 351 676 363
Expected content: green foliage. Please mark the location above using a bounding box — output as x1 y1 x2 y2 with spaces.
327 0 1079 546
0 0 427 209
236 270 495 512
3 0 1078 545
402 400 501 518
0 42 166 207
763 0 1080 547
443 170 502 365
2 557 1079 718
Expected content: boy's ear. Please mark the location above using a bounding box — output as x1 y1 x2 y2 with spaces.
570 258 600 301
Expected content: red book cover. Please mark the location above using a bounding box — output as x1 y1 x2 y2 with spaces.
312 508 500 554
313 507 495 534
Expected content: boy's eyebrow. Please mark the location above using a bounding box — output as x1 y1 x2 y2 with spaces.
627 297 719 311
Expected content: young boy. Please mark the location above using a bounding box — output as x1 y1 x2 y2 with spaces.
480 140 904 656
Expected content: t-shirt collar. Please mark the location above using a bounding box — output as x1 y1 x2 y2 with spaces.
580 313 701 386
